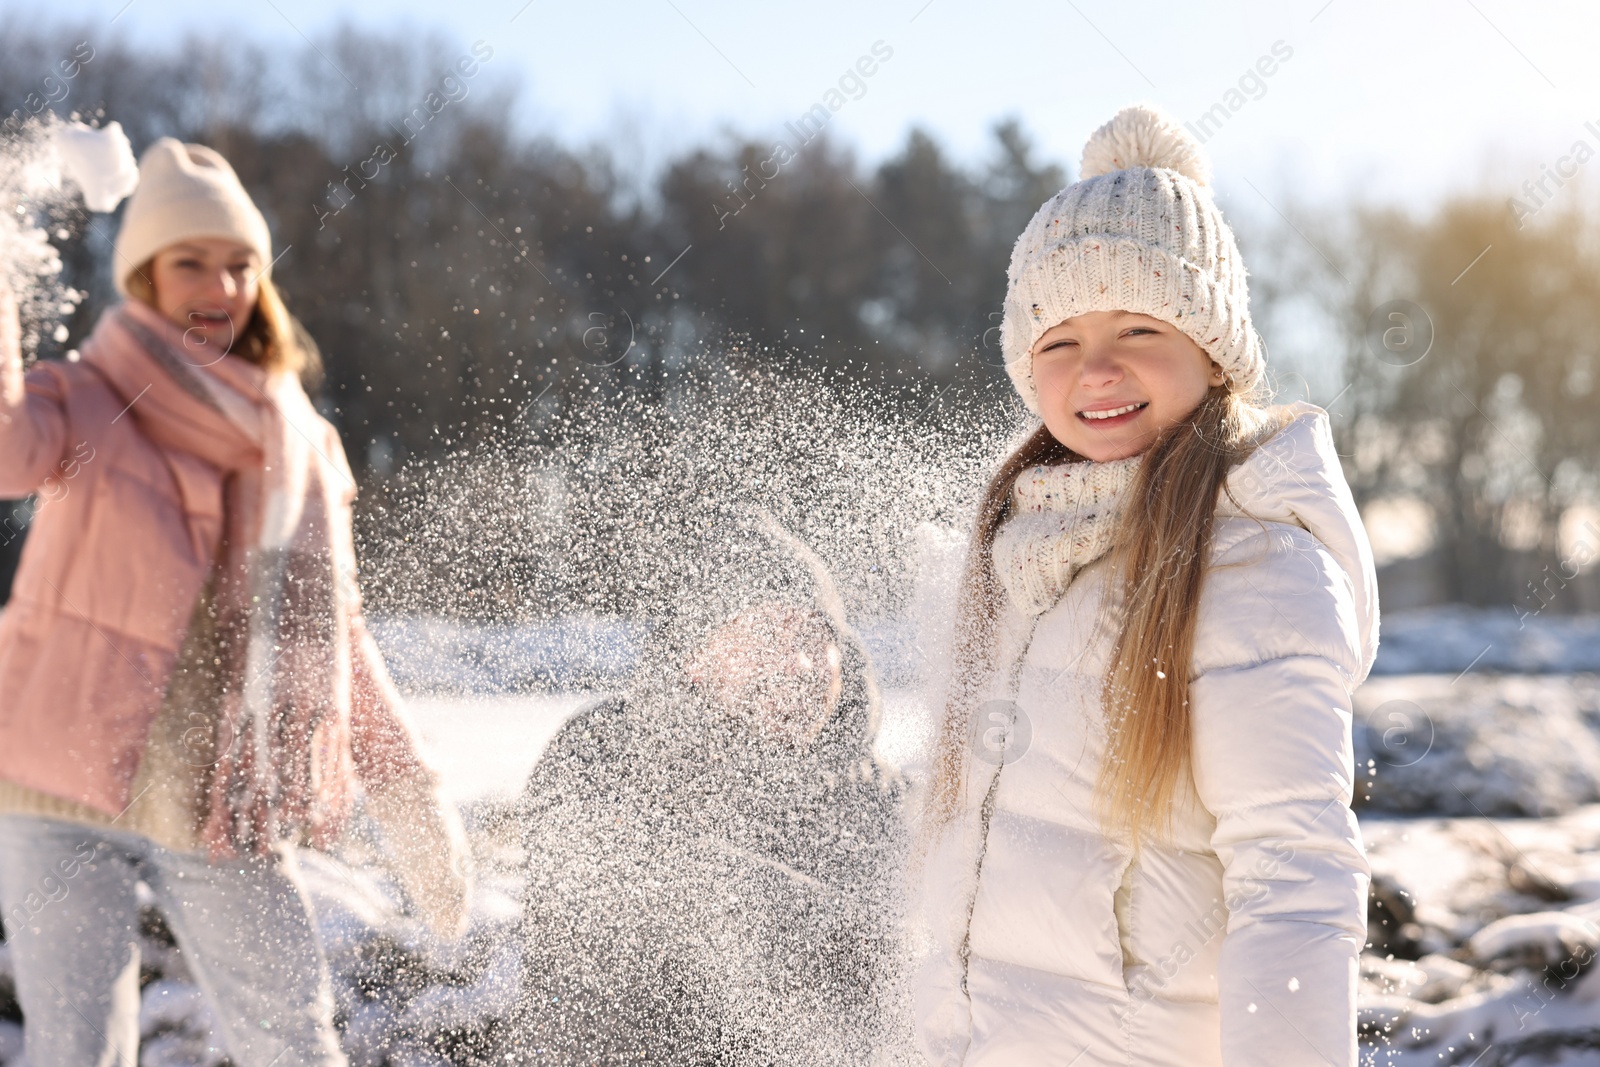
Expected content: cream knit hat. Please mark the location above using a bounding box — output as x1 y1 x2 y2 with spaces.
999 103 1263 414
112 138 273 296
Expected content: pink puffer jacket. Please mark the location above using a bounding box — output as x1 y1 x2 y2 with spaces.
0 340 421 821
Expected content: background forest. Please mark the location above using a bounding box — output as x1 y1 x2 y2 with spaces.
4 21 1598 621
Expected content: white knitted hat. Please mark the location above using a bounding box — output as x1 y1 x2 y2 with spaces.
112 138 273 296
1000 103 1263 414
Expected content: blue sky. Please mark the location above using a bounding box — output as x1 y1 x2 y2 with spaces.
29 0 1592 218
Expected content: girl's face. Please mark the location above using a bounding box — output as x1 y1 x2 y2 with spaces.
684 603 844 749
147 238 260 360
1031 310 1225 461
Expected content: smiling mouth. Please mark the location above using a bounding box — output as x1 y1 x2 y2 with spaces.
1078 402 1148 421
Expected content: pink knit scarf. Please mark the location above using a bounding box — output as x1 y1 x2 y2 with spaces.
82 299 359 859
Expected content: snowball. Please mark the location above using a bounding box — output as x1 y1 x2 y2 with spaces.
55 120 139 213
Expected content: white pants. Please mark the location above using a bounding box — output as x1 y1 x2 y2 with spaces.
0 814 346 1067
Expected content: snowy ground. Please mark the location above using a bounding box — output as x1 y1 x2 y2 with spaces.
4 611 1600 1064
0 688 940 1067
409 677 1600 1067
1360 805 1600 1065
403 688 936 809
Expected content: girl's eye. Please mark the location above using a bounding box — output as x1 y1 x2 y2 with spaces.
1040 339 1077 353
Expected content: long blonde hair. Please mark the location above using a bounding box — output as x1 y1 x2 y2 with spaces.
927 383 1281 849
125 262 322 382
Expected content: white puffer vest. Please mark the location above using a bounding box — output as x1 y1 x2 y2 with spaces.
914 403 1380 1067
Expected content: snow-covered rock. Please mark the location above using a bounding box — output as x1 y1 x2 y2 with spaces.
1355 675 1600 817
1362 953 1480 1005
1360 965 1600 1065
1360 803 1600 1065
1468 911 1600 971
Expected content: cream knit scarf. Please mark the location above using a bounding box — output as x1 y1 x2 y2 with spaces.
992 454 1143 615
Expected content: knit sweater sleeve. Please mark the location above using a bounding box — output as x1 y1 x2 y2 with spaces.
1188 524 1370 1067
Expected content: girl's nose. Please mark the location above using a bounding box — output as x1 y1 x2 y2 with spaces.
1078 346 1122 388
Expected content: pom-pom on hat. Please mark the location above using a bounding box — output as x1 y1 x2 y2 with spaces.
112 138 273 297
999 103 1263 414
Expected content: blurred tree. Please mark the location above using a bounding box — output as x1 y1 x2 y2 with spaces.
865 127 973 373
1324 197 1600 604
657 136 879 370
15 19 1595 616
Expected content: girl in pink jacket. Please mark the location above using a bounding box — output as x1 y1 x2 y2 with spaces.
0 137 468 1066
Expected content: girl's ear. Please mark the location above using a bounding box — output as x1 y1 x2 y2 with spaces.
1209 361 1227 386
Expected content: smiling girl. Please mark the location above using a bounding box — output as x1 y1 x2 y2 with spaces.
132 237 264 356
0 138 468 1066
913 105 1380 1066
